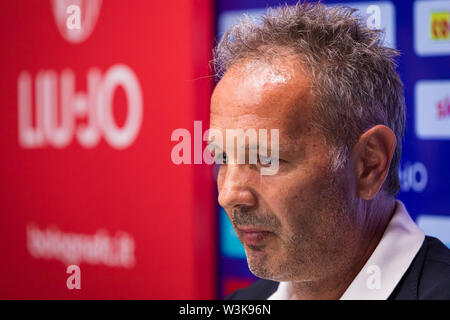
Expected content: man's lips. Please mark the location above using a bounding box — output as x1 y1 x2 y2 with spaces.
236 226 273 246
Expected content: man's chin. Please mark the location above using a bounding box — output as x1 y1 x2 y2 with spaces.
245 243 266 251
244 245 279 279
245 247 301 281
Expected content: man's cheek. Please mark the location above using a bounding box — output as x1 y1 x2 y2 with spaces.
216 170 225 193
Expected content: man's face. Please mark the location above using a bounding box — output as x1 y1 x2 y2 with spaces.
210 56 359 282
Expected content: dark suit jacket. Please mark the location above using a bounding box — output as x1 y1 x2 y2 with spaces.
226 236 450 300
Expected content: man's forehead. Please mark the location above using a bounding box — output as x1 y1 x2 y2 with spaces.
212 59 306 104
210 57 314 141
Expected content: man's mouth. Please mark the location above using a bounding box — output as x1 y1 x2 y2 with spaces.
236 226 273 246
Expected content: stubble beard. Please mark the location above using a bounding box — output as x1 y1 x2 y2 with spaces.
244 167 356 283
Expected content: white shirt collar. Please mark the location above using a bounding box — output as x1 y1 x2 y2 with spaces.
268 200 425 300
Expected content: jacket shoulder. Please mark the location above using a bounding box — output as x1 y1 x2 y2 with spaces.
424 236 450 265
225 279 279 300
417 236 450 299
390 236 450 300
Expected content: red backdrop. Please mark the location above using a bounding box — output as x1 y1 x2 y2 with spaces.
0 0 216 299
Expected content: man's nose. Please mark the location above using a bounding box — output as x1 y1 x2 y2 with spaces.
218 164 257 210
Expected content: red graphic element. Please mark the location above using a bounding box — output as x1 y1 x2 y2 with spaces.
223 278 255 298
432 14 450 40
437 95 450 119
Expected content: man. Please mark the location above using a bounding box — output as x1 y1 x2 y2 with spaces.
209 3 450 299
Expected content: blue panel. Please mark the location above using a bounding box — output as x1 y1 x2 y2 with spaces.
219 207 246 259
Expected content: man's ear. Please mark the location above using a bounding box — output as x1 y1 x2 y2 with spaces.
352 125 397 200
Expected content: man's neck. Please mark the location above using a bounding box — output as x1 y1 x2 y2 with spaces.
290 198 397 300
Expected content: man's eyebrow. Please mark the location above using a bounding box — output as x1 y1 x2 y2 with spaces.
247 143 284 153
207 141 287 153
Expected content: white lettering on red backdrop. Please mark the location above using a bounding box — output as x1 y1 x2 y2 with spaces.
17 1 143 150
17 65 142 149
18 65 143 149
20 1 141 272
27 224 136 268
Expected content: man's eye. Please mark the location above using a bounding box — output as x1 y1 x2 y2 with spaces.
215 152 228 165
258 155 273 166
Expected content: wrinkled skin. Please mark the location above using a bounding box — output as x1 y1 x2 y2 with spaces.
209 54 396 299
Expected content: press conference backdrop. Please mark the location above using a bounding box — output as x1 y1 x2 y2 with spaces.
216 0 450 298
0 0 216 299
0 0 448 300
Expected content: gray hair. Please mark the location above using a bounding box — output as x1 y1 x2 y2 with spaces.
213 1 405 197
